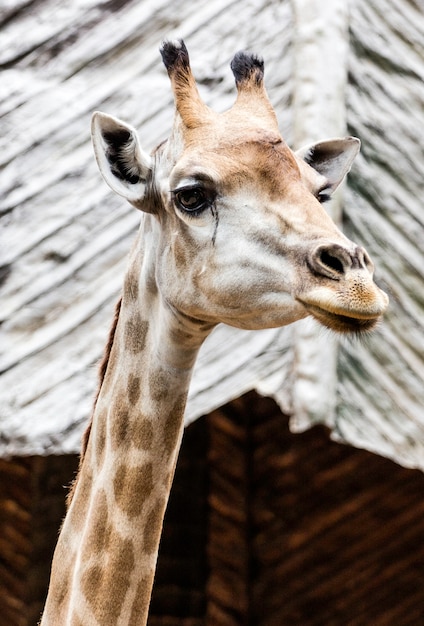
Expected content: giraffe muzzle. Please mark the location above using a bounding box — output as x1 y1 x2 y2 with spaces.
298 243 389 332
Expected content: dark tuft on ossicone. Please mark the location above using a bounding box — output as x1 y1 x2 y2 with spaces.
230 51 264 85
160 39 190 72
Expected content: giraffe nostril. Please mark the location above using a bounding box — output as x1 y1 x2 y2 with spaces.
309 244 352 280
319 249 345 275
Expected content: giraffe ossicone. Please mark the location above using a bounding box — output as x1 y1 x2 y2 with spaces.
40 40 388 625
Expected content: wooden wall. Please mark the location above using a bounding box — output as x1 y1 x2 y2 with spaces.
2 393 424 625
0 454 79 626
207 392 424 625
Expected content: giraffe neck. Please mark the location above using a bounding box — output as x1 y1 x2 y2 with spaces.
41 218 212 626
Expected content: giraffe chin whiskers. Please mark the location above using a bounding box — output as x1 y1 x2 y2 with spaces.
300 302 381 334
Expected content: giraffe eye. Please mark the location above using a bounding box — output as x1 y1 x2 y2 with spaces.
172 185 212 214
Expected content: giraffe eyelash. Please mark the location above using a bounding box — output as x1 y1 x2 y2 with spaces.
318 192 331 204
317 187 332 204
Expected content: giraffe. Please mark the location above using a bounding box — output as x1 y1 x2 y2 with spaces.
40 40 388 625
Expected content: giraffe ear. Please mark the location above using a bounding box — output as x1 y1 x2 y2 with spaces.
296 137 360 193
91 112 152 208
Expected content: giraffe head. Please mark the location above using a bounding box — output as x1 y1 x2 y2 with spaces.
92 40 388 334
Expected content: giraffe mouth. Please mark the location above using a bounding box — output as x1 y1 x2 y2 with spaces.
299 301 381 334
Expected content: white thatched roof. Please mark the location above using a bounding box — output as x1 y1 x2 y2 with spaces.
1 0 423 469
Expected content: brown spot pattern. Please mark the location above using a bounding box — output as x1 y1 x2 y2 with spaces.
149 368 181 402
113 462 154 518
128 373 141 405
110 390 154 451
51 565 71 610
82 564 102 602
110 392 131 449
143 498 166 555
123 267 140 302
162 394 186 456
129 578 154 624
85 490 110 554
125 314 148 354
132 419 154 450
81 531 135 624
148 367 171 403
